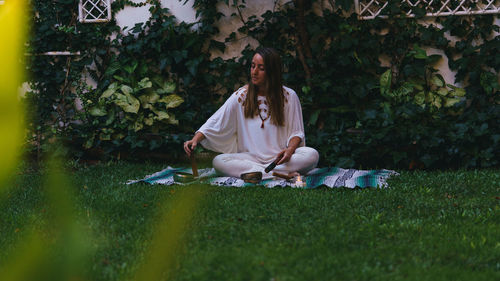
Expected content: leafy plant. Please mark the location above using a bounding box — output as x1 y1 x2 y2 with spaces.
379 45 466 112
83 62 183 149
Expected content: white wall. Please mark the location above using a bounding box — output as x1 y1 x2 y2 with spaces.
114 0 197 31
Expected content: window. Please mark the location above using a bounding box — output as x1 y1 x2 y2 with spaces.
355 0 500 20
79 0 112 23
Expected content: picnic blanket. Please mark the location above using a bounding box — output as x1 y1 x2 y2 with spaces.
127 167 399 189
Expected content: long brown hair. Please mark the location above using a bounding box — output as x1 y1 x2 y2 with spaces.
244 47 285 126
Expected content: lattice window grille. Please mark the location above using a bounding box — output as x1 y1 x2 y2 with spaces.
355 0 500 20
79 0 112 23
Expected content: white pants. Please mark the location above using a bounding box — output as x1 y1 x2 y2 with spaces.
212 147 319 179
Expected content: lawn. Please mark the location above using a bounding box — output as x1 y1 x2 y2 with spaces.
1 161 499 281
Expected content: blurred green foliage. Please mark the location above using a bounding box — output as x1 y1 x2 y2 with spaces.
24 0 499 169
1 154 203 281
2 3 204 280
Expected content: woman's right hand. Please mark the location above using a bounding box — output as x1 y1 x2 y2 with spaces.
183 132 206 157
183 139 197 157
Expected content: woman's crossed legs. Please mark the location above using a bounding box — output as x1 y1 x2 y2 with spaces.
212 147 319 179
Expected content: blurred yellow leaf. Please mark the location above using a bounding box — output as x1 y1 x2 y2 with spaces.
0 0 27 189
0 234 47 281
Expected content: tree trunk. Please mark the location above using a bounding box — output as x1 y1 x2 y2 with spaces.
293 0 313 84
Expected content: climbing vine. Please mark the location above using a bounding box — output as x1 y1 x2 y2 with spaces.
26 0 499 168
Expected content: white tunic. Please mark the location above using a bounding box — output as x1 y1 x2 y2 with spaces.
197 86 305 164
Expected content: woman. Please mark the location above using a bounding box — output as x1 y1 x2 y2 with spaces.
183 47 319 179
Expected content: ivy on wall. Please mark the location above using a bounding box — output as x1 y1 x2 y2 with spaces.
26 0 499 168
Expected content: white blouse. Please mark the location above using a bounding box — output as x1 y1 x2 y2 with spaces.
197 86 305 163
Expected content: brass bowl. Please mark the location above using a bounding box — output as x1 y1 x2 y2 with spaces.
240 171 262 184
173 172 196 183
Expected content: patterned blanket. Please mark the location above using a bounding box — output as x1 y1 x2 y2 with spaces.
127 167 399 189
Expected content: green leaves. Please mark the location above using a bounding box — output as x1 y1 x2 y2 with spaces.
414 91 425 106
431 74 444 87
152 109 170 121
155 79 176 94
87 70 183 148
114 92 140 114
308 109 320 126
137 77 152 90
410 44 427 59
123 60 138 74
159 94 184 109
88 106 107 117
380 69 392 97
120 85 133 96
442 97 461 107
480 71 499 95
185 56 204 76
139 92 160 109
379 47 466 113
100 82 118 99
447 84 466 97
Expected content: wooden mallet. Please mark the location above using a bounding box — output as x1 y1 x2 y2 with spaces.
190 153 198 177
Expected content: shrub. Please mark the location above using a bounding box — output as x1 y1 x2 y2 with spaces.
26 0 499 168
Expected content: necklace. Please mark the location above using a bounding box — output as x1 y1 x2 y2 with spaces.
257 96 269 128
259 111 269 128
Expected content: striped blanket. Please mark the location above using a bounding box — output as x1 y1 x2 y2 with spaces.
127 167 399 189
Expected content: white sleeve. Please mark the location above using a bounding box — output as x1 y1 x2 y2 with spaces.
284 88 306 147
196 91 240 154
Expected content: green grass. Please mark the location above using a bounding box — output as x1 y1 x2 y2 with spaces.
1 161 499 281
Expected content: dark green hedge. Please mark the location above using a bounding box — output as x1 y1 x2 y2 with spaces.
26 0 499 169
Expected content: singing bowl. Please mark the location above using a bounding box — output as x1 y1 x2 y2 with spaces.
173 172 196 183
240 171 262 184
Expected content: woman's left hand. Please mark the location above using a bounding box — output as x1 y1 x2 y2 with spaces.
276 148 295 165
